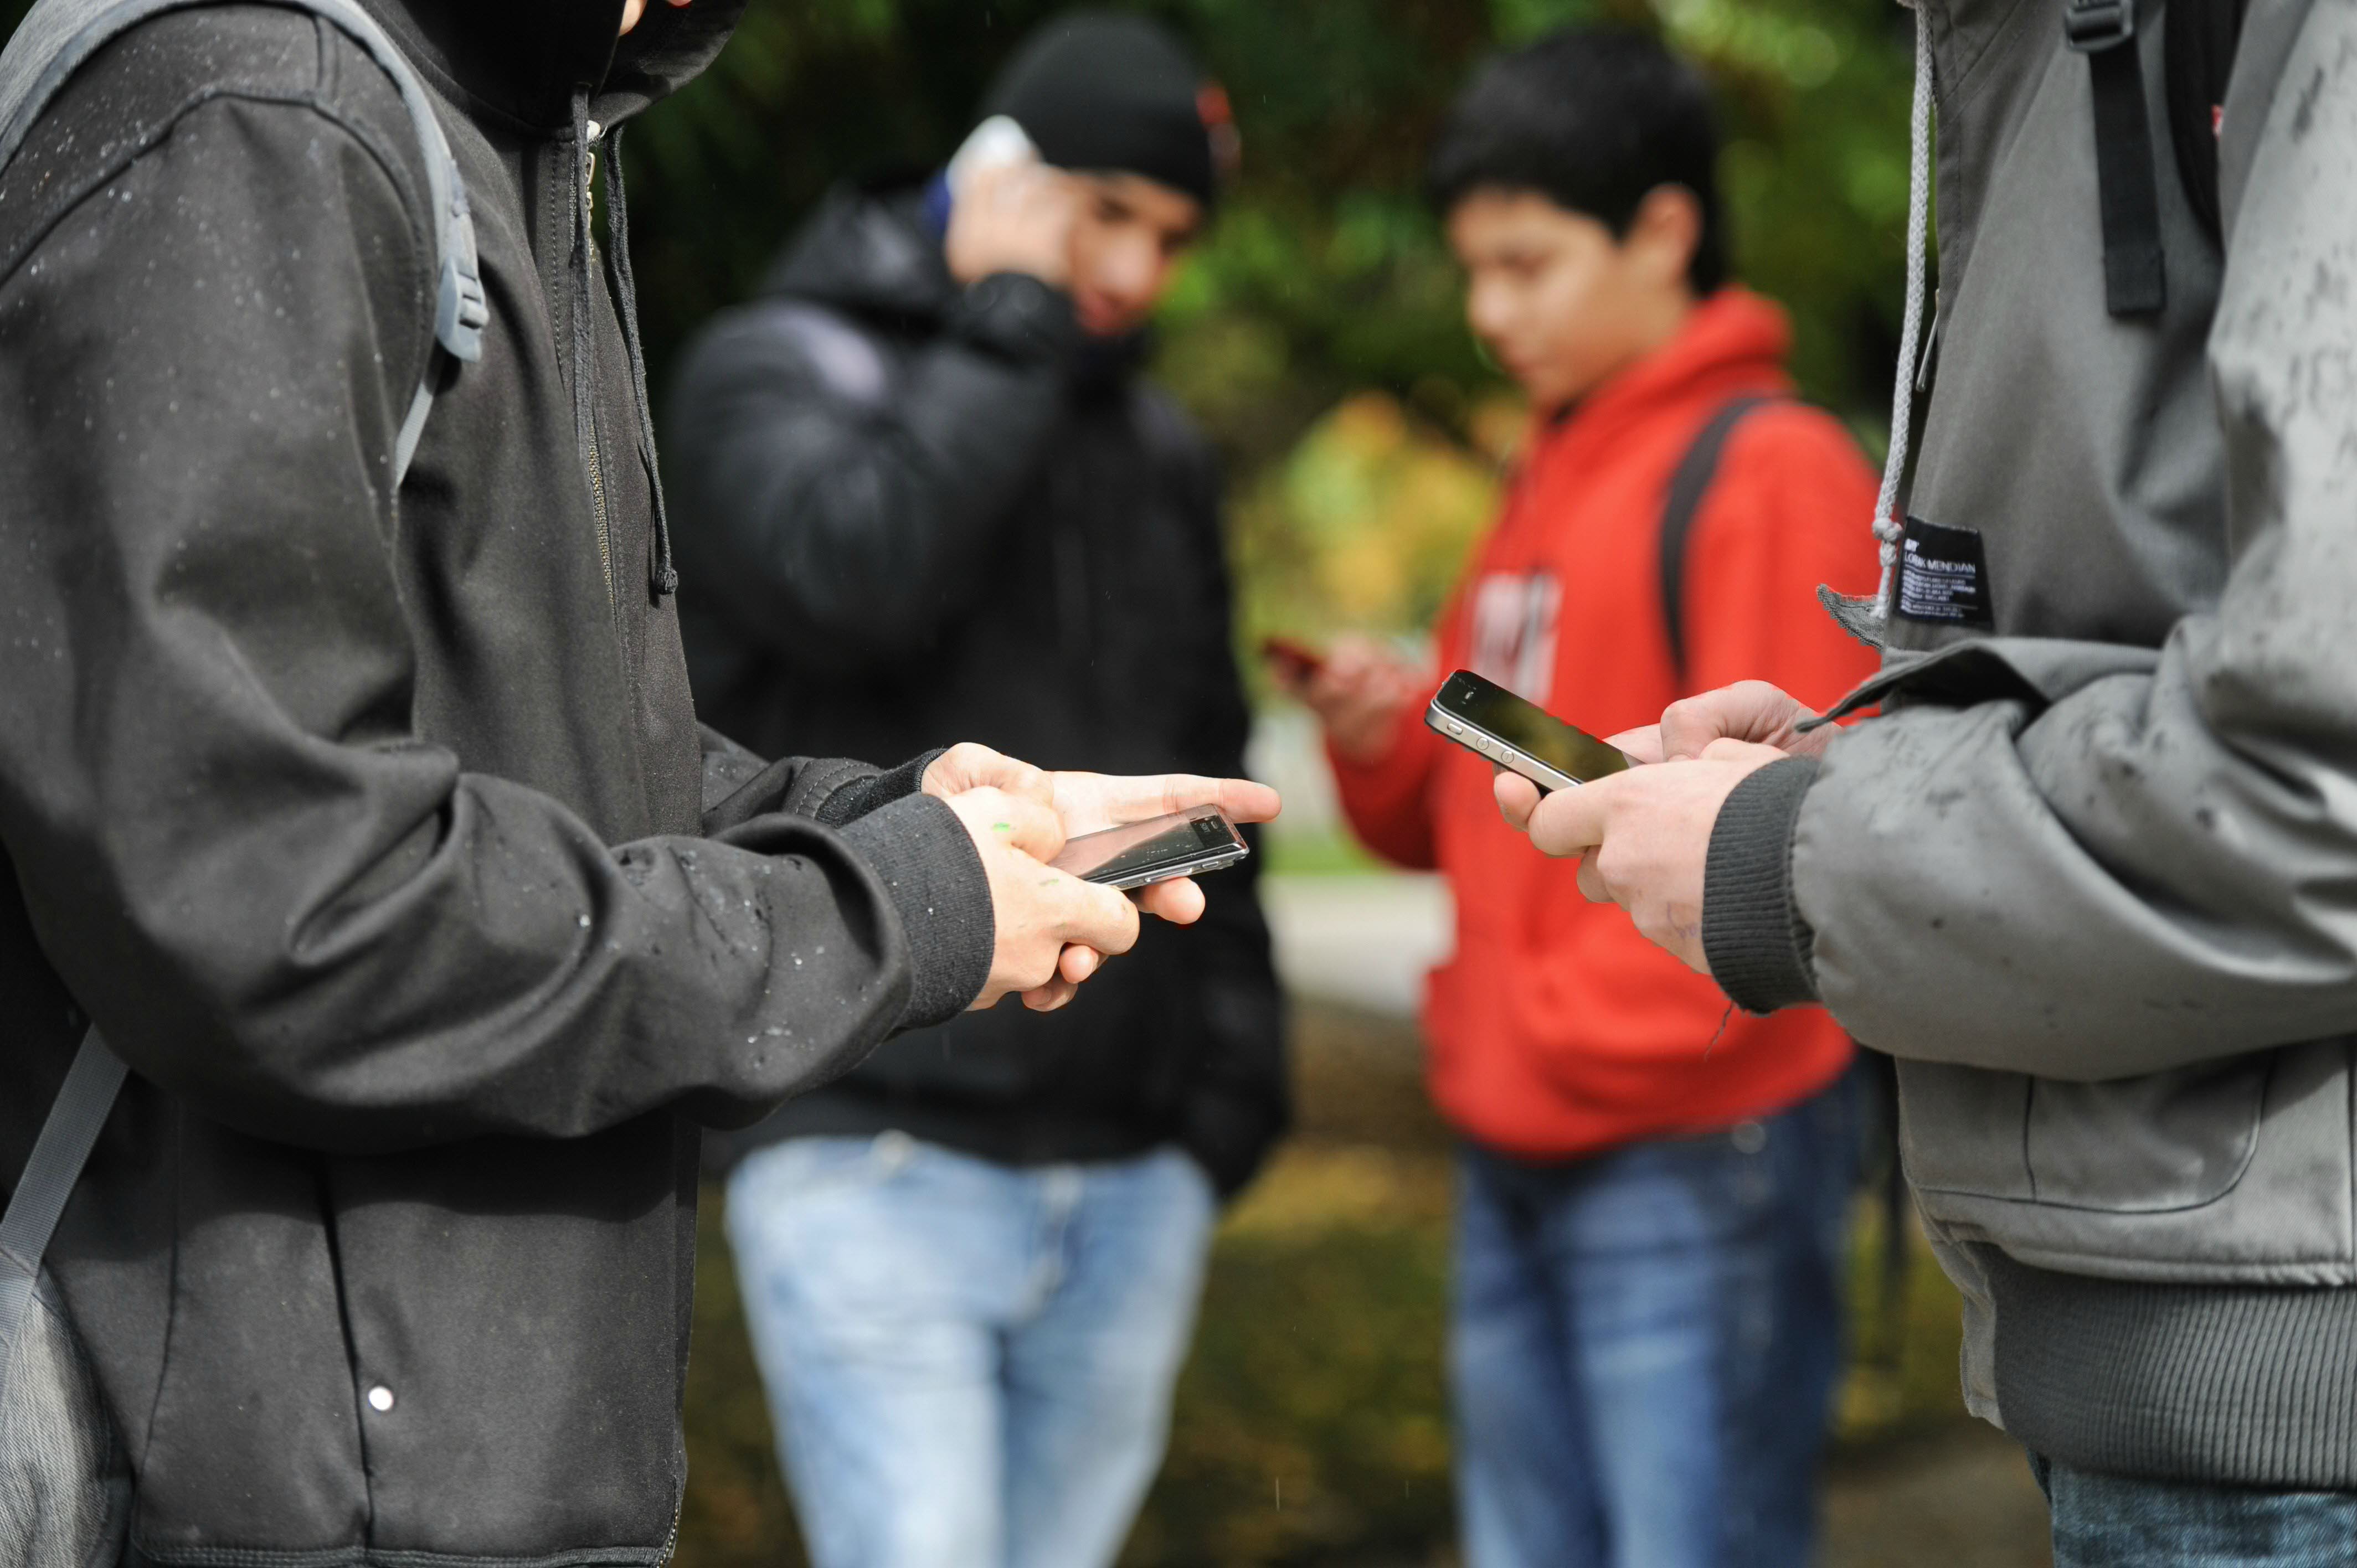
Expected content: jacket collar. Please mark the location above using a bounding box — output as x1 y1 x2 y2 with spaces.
358 0 744 133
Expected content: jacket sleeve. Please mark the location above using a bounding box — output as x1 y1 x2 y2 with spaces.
0 95 995 1154
697 725 943 837
662 275 1078 677
1327 711 1444 871
1702 1 2357 1082
1326 590 1454 871
1155 419 1289 1199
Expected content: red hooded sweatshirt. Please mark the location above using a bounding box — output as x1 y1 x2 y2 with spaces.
1331 290 1882 1158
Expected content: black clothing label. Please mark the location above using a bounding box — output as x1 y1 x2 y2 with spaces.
1895 515 1996 627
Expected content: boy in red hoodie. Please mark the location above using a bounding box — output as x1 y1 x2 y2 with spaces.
1283 30 1881 1568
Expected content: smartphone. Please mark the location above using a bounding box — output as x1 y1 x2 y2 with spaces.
946 114 1039 196
1259 636 1326 685
1048 805 1250 890
1425 669 1635 793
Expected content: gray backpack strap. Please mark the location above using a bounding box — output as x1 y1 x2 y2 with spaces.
0 0 487 481
0 1031 125 1414
0 0 486 1402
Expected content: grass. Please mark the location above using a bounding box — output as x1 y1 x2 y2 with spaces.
1262 826 1386 879
673 1003 1977 1567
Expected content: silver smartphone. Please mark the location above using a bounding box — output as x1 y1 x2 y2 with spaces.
1426 669 1636 793
1048 804 1250 890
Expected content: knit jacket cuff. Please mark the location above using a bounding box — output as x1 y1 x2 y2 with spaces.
948 271 1082 364
838 792 994 1029
1702 755 1823 1014
812 749 944 828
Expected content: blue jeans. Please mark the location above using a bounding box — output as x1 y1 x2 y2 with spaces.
723 1134 1216 1568
2031 1453 2357 1566
1450 1075 1856 1568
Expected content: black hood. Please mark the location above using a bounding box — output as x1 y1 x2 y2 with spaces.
359 0 744 131
761 183 959 323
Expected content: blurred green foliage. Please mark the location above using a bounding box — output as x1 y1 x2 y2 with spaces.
0 0 1918 641
621 0 1917 643
627 0 1916 448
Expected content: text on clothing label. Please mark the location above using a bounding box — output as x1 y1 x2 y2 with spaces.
1894 516 1995 628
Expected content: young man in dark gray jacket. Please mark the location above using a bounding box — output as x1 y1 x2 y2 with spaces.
0 1 1273 1562
663 15 1282 1567
1496 0 2357 1561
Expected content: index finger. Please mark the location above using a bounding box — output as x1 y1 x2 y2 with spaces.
1607 724 1665 765
1056 772 1283 834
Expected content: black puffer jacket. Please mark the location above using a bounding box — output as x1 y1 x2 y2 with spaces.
667 186 1286 1196
0 3 992 1561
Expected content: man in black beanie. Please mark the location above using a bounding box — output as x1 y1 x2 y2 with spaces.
662 13 1281 1568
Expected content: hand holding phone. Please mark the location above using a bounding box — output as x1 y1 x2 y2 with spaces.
1426 669 1635 793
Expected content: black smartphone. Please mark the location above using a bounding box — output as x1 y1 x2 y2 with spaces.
1425 669 1635 793
1048 805 1250 890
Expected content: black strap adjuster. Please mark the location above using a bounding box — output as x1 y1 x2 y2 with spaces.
2065 0 2135 51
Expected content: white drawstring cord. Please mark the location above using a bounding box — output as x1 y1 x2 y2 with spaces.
1870 2 1936 618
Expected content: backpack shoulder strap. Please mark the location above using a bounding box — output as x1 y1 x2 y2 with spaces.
0 0 488 1409
1658 394 1777 683
0 0 487 479
2164 0 2248 245
0 1031 123 1414
2065 0 2168 315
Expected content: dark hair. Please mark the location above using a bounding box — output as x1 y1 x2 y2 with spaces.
1428 28 1728 296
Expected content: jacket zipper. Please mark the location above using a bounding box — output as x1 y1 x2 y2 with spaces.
583 125 614 603
586 424 613 601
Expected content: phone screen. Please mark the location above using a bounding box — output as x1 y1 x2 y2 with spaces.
1433 670 1633 784
1048 806 1249 887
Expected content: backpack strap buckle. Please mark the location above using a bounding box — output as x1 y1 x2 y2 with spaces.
434 184 488 364
2065 0 2135 53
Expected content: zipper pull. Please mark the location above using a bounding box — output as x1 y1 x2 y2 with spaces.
584 119 605 215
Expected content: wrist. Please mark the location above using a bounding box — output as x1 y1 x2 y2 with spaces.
1701 755 1822 1014
948 272 1080 364
838 793 996 1027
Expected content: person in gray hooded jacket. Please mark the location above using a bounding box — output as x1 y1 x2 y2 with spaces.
1490 0 2357 1560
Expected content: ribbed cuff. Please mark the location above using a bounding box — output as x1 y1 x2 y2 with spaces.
838 793 994 1028
1702 755 1821 1014
814 749 944 827
1988 1250 2357 1487
948 271 1081 364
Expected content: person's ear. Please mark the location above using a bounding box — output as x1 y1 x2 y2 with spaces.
1625 184 1703 297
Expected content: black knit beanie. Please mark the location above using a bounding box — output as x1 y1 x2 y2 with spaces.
982 11 1228 211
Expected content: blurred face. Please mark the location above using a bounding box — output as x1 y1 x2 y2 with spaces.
1064 173 1203 338
1447 185 1698 414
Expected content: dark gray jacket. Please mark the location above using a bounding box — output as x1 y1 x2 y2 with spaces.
666 187 1286 1196
0 2 991 1559
1704 0 2357 1489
